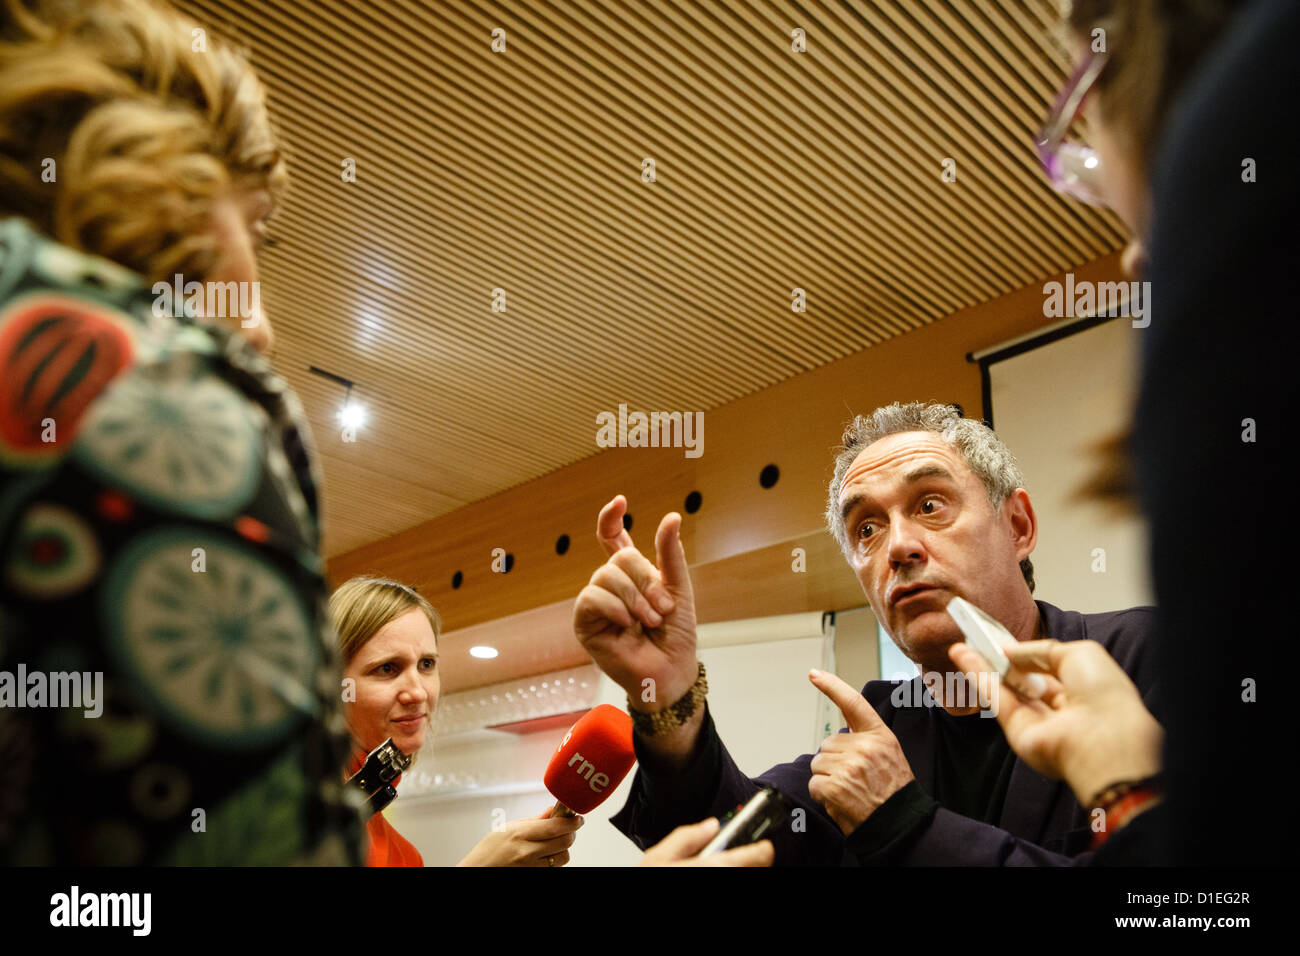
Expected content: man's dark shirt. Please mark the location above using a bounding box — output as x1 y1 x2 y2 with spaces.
610 600 1157 865
933 710 1017 826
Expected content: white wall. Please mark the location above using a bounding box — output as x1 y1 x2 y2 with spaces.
989 317 1154 613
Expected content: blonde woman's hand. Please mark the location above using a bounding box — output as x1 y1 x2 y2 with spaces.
456 805 583 867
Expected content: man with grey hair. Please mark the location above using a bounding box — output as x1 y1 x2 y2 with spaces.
577 401 1158 864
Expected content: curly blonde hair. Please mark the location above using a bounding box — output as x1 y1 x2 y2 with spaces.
0 0 287 283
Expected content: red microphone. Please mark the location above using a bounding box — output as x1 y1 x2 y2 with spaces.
544 704 636 816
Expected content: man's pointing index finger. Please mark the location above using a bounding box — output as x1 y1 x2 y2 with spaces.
809 668 886 734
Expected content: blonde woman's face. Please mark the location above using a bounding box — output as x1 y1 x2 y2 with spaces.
343 609 441 757
207 189 275 352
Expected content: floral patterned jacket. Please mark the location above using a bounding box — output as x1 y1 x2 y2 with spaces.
0 217 362 864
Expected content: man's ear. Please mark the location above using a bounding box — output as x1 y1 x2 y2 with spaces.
1004 488 1037 563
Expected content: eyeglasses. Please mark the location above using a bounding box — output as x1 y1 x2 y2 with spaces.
1036 49 1109 206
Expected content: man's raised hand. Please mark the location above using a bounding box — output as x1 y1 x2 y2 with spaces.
573 495 700 713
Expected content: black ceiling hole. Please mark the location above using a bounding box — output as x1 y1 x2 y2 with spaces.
555 534 570 555
451 570 463 590
684 491 702 514
759 464 780 489
622 513 633 531
504 552 515 573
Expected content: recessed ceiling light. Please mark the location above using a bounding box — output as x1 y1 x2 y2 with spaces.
469 646 498 659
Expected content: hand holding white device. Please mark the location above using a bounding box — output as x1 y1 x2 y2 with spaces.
945 596 1046 700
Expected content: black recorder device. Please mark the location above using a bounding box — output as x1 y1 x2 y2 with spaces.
699 787 794 856
345 737 412 818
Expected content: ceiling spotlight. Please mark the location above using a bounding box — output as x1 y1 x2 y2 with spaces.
309 365 367 434
338 389 366 429
469 646 499 659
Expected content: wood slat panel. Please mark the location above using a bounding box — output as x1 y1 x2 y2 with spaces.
170 0 1126 557
329 252 1127 631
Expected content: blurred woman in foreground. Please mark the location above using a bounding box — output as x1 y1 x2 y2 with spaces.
0 0 763 868
0 0 351 863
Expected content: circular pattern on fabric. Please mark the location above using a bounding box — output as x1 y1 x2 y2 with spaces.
0 294 135 464
2 503 102 599
72 367 261 520
129 763 191 820
72 705 156 771
101 529 319 750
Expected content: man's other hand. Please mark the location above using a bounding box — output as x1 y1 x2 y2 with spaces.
807 669 916 835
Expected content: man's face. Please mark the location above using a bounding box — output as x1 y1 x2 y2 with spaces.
837 431 1032 670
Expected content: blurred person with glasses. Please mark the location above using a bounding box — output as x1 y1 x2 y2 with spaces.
951 0 1296 865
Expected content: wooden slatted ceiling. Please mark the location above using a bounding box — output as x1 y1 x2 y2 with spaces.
171 0 1124 557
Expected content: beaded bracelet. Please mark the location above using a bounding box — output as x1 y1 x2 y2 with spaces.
1088 774 1163 849
627 663 708 736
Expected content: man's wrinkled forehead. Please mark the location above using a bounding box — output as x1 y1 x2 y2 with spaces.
838 432 969 507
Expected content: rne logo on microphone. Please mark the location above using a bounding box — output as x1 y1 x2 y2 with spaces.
566 752 610 792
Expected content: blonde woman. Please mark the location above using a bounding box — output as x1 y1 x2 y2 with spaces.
329 577 583 867
330 577 776 868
